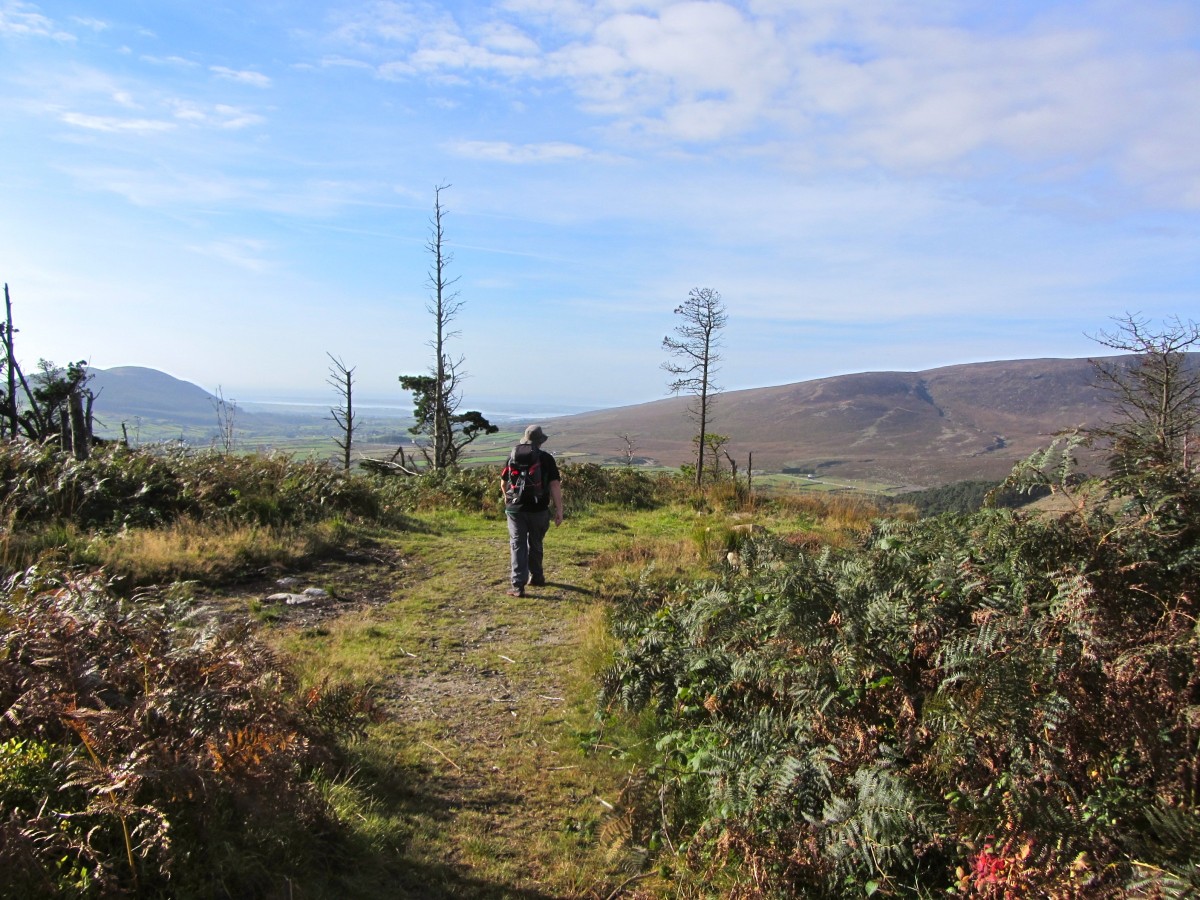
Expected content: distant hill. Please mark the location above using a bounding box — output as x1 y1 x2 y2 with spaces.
87 367 337 444
89 366 223 430
85 367 415 448
544 355 1190 487
88 356 1192 487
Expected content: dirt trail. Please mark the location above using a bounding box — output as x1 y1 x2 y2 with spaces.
256 521 629 899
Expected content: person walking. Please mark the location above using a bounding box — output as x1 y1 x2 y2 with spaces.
501 424 563 597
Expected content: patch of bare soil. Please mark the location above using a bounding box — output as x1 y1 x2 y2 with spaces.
198 543 411 628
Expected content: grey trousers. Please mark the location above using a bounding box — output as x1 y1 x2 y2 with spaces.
507 508 551 588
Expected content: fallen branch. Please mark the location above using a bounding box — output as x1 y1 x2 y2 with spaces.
359 457 421 477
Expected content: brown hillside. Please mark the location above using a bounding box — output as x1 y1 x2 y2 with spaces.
546 355 1161 487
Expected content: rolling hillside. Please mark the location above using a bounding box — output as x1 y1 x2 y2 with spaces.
545 356 1159 487
86 355 1191 487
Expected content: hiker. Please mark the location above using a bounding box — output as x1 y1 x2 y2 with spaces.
501 424 563 597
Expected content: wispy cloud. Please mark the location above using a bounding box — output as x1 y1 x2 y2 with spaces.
69 15 107 32
170 99 264 129
210 65 272 88
327 2 1200 208
59 111 175 133
20 58 267 135
141 54 199 68
0 0 72 40
446 139 596 163
328 1 432 49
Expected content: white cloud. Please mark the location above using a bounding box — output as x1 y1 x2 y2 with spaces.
69 15 107 32
329 1 437 50
312 55 374 71
0 1 72 40
210 65 272 88
325 2 1200 207
141 54 199 67
448 139 595 162
480 20 540 55
167 99 265 131
59 111 175 134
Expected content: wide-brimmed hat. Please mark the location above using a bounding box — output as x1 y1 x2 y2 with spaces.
521 424 548 445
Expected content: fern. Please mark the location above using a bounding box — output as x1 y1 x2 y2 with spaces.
602 448 1200 897
818 763 940 886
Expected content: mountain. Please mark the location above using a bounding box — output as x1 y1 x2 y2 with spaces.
89 366 223 430
544 356 1166 487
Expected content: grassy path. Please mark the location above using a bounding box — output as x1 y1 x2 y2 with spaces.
275 510 648 899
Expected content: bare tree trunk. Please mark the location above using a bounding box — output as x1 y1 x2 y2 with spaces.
697 357 709 487
428 186 462 470
69 391 89 460
327 353 356 471
84 391 95 443
13 356 43 440
3 284 17 439
211 387 237 454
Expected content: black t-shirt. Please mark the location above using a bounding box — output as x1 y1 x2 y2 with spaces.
505 447 560 512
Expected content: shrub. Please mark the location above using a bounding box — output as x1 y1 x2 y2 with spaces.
0 442 393 532
603 474 1200 897
0 566 380 897
893 478 1052 517
558 463 682 510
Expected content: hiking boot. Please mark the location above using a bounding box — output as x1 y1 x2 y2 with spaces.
506 587 525 597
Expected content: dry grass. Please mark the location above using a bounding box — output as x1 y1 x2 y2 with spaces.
590 537 703 599
771 489 884 525
81 517 350 584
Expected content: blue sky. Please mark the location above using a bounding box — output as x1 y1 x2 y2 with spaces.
1 1 1198 410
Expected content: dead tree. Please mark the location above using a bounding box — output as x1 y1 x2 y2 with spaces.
0 285 47 442
211 386 237 454
398 185 497 470
619 432 639 466
3 284 16 439
327 353 357 471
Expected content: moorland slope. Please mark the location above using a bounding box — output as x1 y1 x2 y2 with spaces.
546 355 1153 486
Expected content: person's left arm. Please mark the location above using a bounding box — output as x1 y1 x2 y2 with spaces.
550 479 563 526
545 452 564 525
